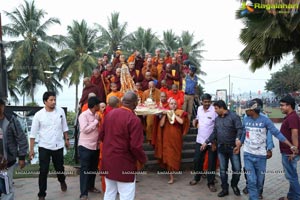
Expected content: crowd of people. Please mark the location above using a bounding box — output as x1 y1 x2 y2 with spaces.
0 47 299 200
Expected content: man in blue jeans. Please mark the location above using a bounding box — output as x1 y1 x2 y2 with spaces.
242 98 274 199
241 100 297 200
201 100 243 197
278 95 300 200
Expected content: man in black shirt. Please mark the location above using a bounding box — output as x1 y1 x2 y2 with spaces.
201 100 242 197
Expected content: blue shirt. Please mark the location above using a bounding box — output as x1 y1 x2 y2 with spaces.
184 75 197 95
243 112 275 151
242 114 286 156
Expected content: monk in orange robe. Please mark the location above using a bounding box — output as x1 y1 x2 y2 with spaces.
152 48 161 66
167 84 184 109
142 57 158 80
106 83 123 103
135 82 143 103
155 98 189 184
156 58 165 81
142 81 161 143
96 102 106 193
160 80 169 94
164 50 172 65
151 92 169 147
127 51 136 63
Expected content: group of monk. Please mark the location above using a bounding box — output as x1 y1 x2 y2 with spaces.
77 47 195 195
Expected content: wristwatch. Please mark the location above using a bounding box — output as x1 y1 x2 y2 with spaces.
290 146 297 150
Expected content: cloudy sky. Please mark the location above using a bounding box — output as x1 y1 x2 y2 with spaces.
1 0 289 110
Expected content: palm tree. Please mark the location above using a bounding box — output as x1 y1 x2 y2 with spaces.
2 0 61 102
7 68 20 104
237 0 300 71
57 20 98 110
124 27 161 56
96 12 128 56
161 30 179 53
178 31 206 83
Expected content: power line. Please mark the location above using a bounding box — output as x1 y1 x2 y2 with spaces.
205 76 228 84
203 58 243 61
230 75 268 81
205 74 269 85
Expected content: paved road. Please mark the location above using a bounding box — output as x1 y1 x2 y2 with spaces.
15 124 298 200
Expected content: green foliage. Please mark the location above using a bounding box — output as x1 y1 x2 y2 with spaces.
4 3 207 106
265 63 300 96
265 107 285 118
237 4 300 71
25 101 39 106
96 12 128 55
57 19 98 110
66 111 76 126
124 27 161 57
3 0 62 102
64 146 76 166
14 164 55 179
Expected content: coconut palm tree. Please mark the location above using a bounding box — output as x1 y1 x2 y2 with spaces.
7 68 20 104
57 20 98 110
96 12 128 56
237 0 300 71
177 31 206 83
2 0 61 102
161 30 179 53
124 27 161 56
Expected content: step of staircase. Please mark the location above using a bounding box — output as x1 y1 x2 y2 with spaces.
144 127 197 171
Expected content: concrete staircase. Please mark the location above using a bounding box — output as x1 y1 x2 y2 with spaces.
143 127 197 171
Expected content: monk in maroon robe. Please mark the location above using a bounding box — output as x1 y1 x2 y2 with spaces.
99 92 147 199
90 68 106 102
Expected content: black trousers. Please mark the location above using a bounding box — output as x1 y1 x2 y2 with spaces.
79 145 100 197
38 147 65 198
193 143 217 185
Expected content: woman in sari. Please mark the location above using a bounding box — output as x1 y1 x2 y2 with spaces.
156 98 189 184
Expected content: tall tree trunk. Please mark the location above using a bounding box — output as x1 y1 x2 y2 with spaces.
29 71 35 103
30 86 34 103
75 83 78 111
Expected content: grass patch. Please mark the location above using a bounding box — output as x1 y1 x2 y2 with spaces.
264 107 285 118
14 164 55 179
14 147 78 179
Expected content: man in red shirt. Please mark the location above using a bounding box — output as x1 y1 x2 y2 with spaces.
278 95 300 200
100 92 147 200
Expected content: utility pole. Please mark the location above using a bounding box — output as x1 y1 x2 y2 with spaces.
228 74 231 104
0 13 8 101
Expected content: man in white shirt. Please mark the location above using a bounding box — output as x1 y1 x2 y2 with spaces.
29 91 70 200
189 93 218 192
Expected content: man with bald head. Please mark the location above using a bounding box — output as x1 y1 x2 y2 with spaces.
90 69 106 102
141 71 154 91
105 96 120 114
142 81 161 143
167 84 184 109
142 81 161 105
79 77 101 108
100 92 147 200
